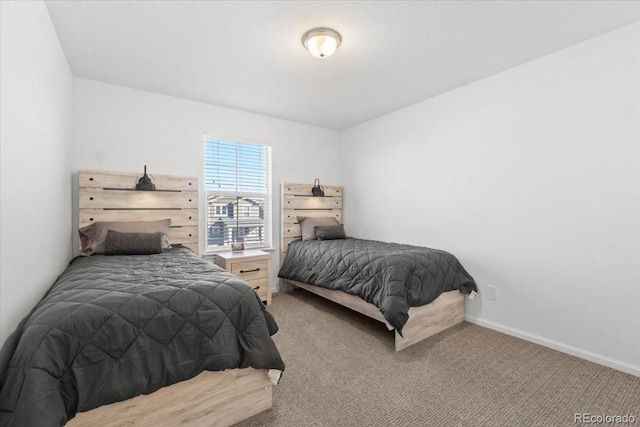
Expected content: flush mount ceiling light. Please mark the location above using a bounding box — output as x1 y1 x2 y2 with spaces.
302 28 341 59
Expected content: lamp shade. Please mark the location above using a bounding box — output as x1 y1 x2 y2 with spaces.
135 165 156 191
302 28 341 58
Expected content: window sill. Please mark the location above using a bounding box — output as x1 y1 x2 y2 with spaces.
204 246 275 257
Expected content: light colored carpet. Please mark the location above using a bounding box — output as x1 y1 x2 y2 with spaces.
236 290 639 426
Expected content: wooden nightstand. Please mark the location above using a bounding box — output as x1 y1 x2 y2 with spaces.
215 250 272 306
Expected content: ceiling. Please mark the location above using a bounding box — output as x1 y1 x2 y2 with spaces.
45 1 640 130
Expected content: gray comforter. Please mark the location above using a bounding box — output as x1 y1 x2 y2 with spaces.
278 238 477 333
0 246 285 427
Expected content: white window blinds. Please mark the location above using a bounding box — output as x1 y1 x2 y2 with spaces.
204 138 272 251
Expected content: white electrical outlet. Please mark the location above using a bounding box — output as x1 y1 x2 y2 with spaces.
487 286 497 301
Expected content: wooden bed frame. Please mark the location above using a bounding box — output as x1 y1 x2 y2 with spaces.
280 183 465 352
67 170 274 427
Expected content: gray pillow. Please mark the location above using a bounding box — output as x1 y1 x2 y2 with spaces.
104 230 163 255
297 216 340 240
79 219 171 255
314 224 346 240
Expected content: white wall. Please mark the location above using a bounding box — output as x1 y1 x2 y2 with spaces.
71 78 341 288
0 1 74 344
340 23 640 375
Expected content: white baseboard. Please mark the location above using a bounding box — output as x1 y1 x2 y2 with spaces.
465 315 640 377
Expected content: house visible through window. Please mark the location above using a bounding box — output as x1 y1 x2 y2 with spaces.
205 138 272 251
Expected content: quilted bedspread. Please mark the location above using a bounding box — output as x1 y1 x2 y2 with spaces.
278 238 477 333
0 247 285 427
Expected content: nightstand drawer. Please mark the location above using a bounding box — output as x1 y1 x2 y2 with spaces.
215 250 271 306
231 260 268 281
246 278 268 299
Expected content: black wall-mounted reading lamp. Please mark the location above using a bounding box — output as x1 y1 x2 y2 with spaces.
135 165 156 191
311 178 324 197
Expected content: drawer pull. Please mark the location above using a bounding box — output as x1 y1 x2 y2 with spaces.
240 268 260 274
253 286 261 290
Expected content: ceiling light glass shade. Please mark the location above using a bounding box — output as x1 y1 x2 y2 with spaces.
302 28 341 58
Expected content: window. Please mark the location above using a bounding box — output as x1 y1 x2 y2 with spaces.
205 138 272 251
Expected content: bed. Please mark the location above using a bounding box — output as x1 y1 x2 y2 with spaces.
279 183 477 351
0 170 284 427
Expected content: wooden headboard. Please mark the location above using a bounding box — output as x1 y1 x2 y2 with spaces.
78 170 199 254
280 183 342 260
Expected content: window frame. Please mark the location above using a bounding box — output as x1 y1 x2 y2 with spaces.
203 137 273 254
